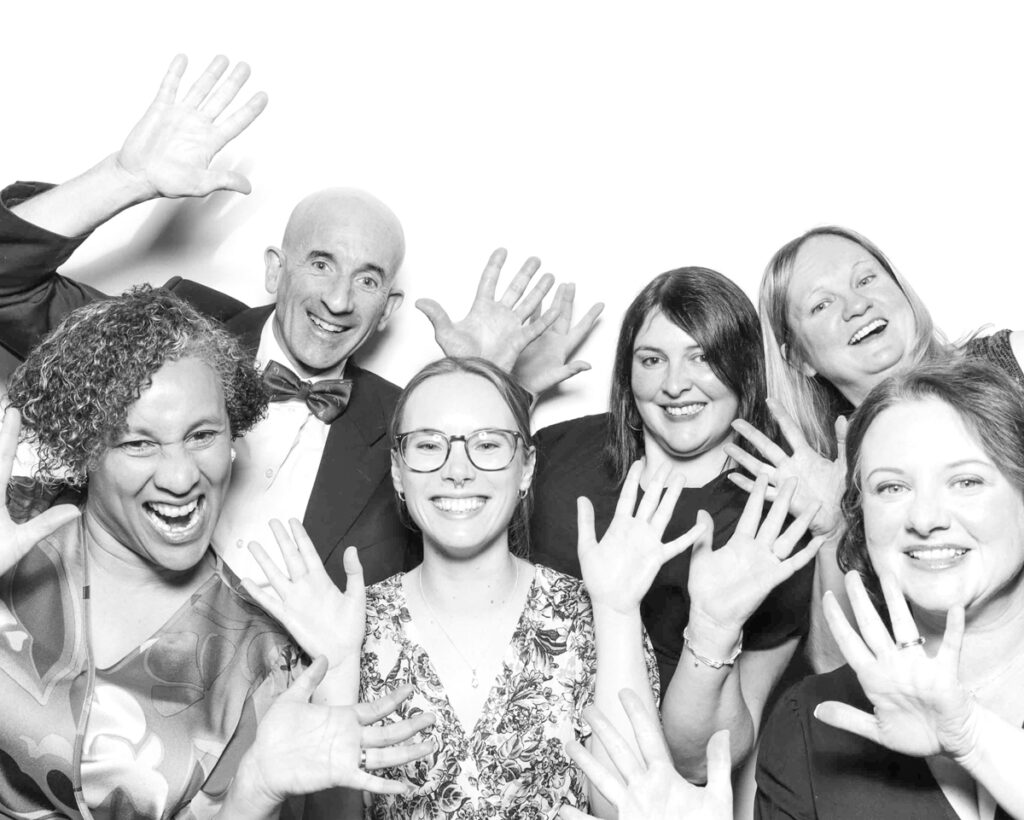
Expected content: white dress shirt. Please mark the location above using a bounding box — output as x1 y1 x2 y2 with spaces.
212 312 341 585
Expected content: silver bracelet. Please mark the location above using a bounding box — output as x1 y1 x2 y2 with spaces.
682 626 743 670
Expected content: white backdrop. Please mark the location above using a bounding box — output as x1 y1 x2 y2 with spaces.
4 1 1022 431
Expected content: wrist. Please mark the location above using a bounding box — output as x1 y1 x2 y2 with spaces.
686 608 744 654
312 661 359 706
223 752 282 820
103 152 160 205
945 696 985 767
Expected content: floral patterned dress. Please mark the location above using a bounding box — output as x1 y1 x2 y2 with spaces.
0 519 300 820
360 564 659 820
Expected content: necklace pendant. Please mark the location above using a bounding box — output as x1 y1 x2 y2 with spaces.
471 669 479 688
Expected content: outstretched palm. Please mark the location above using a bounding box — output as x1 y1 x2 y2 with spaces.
115 54 268 200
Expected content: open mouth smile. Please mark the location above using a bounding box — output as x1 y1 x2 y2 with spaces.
849 318 888 345
143 498 204 541
308 312 348 334
431 496 486 514
663 403 706 417
903 545 969 569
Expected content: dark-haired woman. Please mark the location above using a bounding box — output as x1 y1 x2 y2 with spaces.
531 267 820 777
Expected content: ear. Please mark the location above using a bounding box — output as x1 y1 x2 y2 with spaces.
390 450 405 497
376 289 404 332
519 446 537 495
264 247 284 295
781 341 817 379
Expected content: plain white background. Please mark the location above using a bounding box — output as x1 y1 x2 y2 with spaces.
4 2 1022 429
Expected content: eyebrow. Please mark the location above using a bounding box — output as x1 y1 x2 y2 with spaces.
633 343 701 355
865 458 994 480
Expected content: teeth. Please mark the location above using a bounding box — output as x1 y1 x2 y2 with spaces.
309 314 344 333
849 319 887 345
432 497 485 513
908 547 967 561
148 500 198 518
665 404 705 417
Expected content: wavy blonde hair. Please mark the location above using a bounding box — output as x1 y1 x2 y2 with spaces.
759 226 949 458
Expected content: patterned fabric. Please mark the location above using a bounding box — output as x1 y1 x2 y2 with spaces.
0 520 299 820
360 565 660 820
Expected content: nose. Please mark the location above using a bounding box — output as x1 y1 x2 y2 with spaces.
841 289 871 321
660 361 694 398
322 275 354 314
905 489 951 537
441 439 476 487
153 445 201 495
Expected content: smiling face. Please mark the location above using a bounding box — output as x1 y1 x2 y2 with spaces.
860 397 1024 620
391 372 535 559
786 234 917 405
86 357 233 572
630 309 739 472
265 189 405 376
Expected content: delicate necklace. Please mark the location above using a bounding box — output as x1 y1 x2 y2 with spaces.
417 558 521 689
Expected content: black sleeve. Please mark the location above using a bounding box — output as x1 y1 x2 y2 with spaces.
0 181 105 360
755 681 817 820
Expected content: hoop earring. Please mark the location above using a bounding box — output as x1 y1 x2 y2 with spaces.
518 487 529 500
398 490 406 502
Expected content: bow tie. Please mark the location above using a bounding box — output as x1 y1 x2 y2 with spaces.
262 360 353 423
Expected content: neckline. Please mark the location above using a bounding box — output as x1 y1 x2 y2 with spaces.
393 564 541 742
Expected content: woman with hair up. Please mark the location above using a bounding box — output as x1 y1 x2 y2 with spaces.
756 358 1024 819
257 355 714 818
530 267 820 779
726 227 1024 670
0 287 434 820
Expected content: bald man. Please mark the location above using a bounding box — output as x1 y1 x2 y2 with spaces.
0 56 416 588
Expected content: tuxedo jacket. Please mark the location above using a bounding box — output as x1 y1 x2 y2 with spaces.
0 181 419 590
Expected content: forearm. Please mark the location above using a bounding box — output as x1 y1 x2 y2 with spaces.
662 614 753 780
953 703 1024 819
806 535 847 674
11 153 154 237
589 605 656 817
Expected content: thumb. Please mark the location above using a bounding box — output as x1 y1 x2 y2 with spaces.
414 299 454 336
576 496 596 553
197 169 253 196
342 546 365 599
279 655 329 703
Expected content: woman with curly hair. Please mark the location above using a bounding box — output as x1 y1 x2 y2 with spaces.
0 286 433 820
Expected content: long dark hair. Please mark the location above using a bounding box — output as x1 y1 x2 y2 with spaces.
606 267 771 481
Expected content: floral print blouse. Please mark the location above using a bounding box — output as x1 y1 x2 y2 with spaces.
0 519 299 820
360 564 660 820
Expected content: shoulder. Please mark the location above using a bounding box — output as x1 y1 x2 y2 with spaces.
365 573 408 631
346 362 403 405
532 565 592 624
536 413 609 450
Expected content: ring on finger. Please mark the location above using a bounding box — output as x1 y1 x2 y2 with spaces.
359 749 367 769
897 636 926 650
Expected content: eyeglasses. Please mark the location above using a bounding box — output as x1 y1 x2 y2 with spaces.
393 428 522 473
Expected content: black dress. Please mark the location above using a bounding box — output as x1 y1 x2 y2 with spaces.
755 664 1013 820
530 413 814 689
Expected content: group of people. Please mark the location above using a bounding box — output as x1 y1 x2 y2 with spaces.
2 53 1023 820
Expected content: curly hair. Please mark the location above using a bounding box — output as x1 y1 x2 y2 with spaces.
7 286 267 486
389 356 536 558
837 357 1024 612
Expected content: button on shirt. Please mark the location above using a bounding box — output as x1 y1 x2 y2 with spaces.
212 313 339 585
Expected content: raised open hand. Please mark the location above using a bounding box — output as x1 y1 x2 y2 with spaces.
687 475 823 636
114 54 267 201
416 248 560 372
558 690 732 820
511 282 604 395
578 462 707 614
243 519 364 673
240 656 436 806
0 408 80 577
814 572 976 758
725 399 847 537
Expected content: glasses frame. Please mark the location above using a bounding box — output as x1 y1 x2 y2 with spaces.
393 428 523 473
